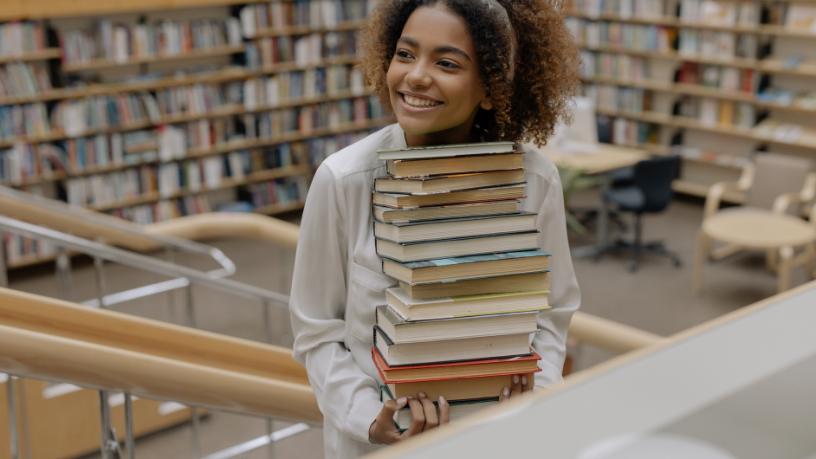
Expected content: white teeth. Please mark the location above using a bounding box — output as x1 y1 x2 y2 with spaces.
403 94 440 107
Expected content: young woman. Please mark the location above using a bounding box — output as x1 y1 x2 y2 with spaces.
290 0 581 457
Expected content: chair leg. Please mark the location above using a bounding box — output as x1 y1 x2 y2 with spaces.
629 213 643 272
777 246 794 293
694 229 711 294
767 248 778 273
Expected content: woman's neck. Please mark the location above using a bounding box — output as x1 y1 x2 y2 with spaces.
402 117 479 147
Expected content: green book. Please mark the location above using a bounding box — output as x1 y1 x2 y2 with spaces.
377 141 515 161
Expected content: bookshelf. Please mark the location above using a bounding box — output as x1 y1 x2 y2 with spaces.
0 0 387 269
567 0 816 200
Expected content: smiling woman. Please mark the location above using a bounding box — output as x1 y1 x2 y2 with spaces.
289 1 583 458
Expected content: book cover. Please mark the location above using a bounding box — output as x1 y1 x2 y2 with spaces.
373 346 540 371
387 250 551 270
377 141 515 160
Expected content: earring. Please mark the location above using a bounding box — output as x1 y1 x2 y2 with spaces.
480 99 493 110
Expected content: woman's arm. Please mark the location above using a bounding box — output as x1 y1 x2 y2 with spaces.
289 164 383 443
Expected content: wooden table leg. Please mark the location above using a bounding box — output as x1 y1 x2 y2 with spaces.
777 246 794 294
694 229 710 295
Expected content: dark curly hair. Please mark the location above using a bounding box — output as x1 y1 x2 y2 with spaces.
359 0 581 146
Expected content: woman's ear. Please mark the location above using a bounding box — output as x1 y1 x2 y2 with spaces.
480 97 493 110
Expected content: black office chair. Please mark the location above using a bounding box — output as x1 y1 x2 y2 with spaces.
596 155 683 272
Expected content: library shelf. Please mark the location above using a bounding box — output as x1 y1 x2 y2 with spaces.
4 252 58 269
60 44 248 73
255 200 306 216
0 55 363 106
0 48 62 64
84 163 313 212
252 20 362 38
568 11 816 38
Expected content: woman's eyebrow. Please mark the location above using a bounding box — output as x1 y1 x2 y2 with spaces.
397 36 472 62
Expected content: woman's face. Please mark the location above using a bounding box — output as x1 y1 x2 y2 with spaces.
386 5 490 146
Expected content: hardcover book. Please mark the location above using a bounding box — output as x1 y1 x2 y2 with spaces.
372 184 526 209
373 212 537 243
386 152 523 177
373 347 541 381
382 250 551 285
375 230 540 263
377 141 515 160
386 287 550 320
372 201 520 223
398 271 551 299
374 169 525 194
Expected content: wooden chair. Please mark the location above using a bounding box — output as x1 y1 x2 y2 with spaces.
702 153 816 266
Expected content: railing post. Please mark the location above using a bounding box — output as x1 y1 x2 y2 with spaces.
56 247 73 301
124 393 135 459
17 378 32 459
186 283 196 328
267 419 275 459
0 237 8 288
98 391 114 459
191 407 201 459
94 256 107 308
6 375 19 459
263 300 272 345
165 247 177 323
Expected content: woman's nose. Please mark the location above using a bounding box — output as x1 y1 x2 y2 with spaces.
405 61 432 88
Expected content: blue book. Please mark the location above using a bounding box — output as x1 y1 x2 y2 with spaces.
382 250 551 285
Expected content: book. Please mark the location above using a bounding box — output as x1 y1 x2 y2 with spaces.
372 184 526 209
381 368 538 401
376 305 540 344
373 347 541 382
374 169 525 194
386 153 524 177
377 141 515 160
382 250 550 285
386 287 549 320
374 325 535 367
380 384 498 431
375 231 540 263
373 212 537 243
372 201 520 223
398 271 550 299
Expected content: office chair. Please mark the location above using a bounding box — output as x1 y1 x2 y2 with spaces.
596 155 682 272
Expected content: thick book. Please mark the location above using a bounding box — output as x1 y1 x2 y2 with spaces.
377 141 515 161
374 325 533 367
386 287 550 320
380 385 499 431
372 184 526 209
399 271 550 299
375 231 539 263
383 250 551 285
374 169 525 194
386 153 524 178
376 305 539 343
373 212 537 243
373 347 541 382
372 201 520 224
381 369 538 401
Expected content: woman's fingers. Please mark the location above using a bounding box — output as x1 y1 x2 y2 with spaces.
521 374 532 393
403 397 426 438
438 396 450 424
499 386 510 402
417 392 438 431
511 374 523 397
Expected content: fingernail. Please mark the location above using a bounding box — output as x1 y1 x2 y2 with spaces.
418 391 426 398
533 386 543 392
438 396 447 406
522 375 528 385
406 395 414 399
396 397 407 404
503 387 510 396
513 375 519 384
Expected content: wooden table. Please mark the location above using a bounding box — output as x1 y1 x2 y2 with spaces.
533 142 649 258
695 212 816 293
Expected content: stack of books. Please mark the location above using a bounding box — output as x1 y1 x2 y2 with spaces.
370 141 552 430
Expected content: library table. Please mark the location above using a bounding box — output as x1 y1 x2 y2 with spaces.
694 211 816 294
365 279 816 459
533 142 648 258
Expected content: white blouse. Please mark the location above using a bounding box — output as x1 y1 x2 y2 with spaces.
290 123 581 459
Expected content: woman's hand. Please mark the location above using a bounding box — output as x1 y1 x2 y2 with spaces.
369 392 450 444
498 374 544 402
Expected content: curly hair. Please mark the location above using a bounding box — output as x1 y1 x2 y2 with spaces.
358 0 581 146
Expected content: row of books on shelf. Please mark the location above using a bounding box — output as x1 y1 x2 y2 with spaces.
242 65 366 109
597 114 659 146
752 119 816 147
0 62 53 99
245 30 357 68
155 82 241 117
675 96 755 128
0 22 48 57
757 87 816 110
366 141 551 426
677 29 760 60
2 232 57 265
580 51 649 81
676 62 759 94
678 0 760 26
566 18 674 53
669 144 750 168
109 195 213 225
246 175 308 210
584 84 648 115
59 18 243 65
238 0 368 37
567 0 664 19
0 103 50 140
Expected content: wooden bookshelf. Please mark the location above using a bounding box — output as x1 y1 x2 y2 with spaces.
252 20 362 38
255 199 306 215
0 48 61 64
61 44 247 73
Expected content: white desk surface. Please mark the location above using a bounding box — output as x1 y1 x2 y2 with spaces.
366 280 816 459
532 142 649 175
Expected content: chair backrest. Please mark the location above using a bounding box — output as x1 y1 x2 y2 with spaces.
633 155 681 213
746 153 814 210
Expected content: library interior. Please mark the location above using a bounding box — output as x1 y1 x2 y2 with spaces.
2 0 816 458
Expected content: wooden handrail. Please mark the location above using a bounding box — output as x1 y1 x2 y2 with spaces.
0 287 321 423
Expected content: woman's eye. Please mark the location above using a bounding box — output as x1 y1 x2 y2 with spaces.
395 50 414 59
438 60 461 69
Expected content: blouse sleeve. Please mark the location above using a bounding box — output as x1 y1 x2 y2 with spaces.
531 169 582 388
289 163 382 443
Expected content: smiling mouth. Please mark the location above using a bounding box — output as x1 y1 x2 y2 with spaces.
400 92 442 108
